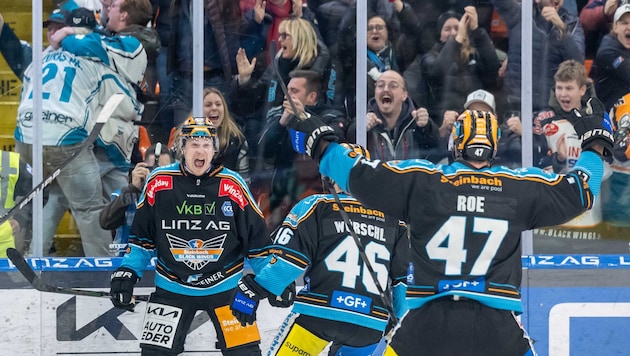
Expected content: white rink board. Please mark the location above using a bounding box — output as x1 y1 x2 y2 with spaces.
0 288 292 355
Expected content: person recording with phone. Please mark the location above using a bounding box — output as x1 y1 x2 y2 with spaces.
99 144 174 255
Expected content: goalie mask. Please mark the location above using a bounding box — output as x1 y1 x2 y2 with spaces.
451 110 501 162
179 116 219 153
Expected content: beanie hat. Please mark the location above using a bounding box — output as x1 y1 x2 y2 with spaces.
436 11 461 37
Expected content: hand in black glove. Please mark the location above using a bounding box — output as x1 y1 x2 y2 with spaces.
571 97 614 162
110 267 138 311
287 113 339 162
230 274 270 326
268 281 296 308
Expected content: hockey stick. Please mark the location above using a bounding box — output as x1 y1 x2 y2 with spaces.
269 41 301 118
0 93 126 226
6 247 149 301
267 43 399 324
323 178 399 325
153 142 162 168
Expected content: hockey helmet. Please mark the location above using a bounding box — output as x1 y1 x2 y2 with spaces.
340 142 371 160
452 110 501 162
613 93 630 143
179 116 219 152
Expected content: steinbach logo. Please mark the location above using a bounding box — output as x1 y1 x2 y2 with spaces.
147 176 173 206
218 179 248 210
166 232 227 270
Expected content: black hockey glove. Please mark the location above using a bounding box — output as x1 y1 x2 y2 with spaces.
268 281 296 308
287 113 338 162
110 267 138 311
230 274 270 326
571 97 614 162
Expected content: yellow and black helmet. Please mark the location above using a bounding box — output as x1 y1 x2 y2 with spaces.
340 142 371 160
179 116 219 153
451 110 501 162
180 116 217 138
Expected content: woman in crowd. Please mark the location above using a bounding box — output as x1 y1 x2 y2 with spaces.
202 87 250 183
420 7 500 125
232 16 331 183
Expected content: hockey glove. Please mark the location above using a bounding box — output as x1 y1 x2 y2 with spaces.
230 274 270 326
287 113 338 162
268 281 296 308
110 267 138 311
571 97 614 162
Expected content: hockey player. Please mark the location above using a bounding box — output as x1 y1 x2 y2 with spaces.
229 143 410 355
283 103 613 354
14 7 144 256
110 117 278 355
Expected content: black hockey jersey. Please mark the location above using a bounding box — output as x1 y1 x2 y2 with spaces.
255 193 409 331
319 142 604 313
120 162 271 296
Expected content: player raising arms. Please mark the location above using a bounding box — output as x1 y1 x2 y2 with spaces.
229 143 410 355
284 101 613 355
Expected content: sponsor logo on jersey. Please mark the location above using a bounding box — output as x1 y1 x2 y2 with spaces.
186 270 225 286
533 110 554 135
141 303 181 349
331 290 372 314
218 179 248 210
333 220 385 241
440 175 503 188
161 219 230 231
167 233 227 270
175 200 215 216
222 201 233 217
147 176 173 205
544 123 559 136
20 110 75 126
331 203 384 219
437 278 485 293
186 193 205 198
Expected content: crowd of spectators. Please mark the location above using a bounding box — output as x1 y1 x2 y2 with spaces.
1 0 630 256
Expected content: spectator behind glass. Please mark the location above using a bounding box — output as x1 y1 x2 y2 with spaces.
420 7 500 126
533 59 606 228
579 0 618 58
233 16 330 175
336 11 404 119
99 143 174 256
258 69 347 231
593 4 630 110
168 0 242 127
202 87 251 183
240 0 318 63
150 0 174 145
490 0 585 111
348 70 443 162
